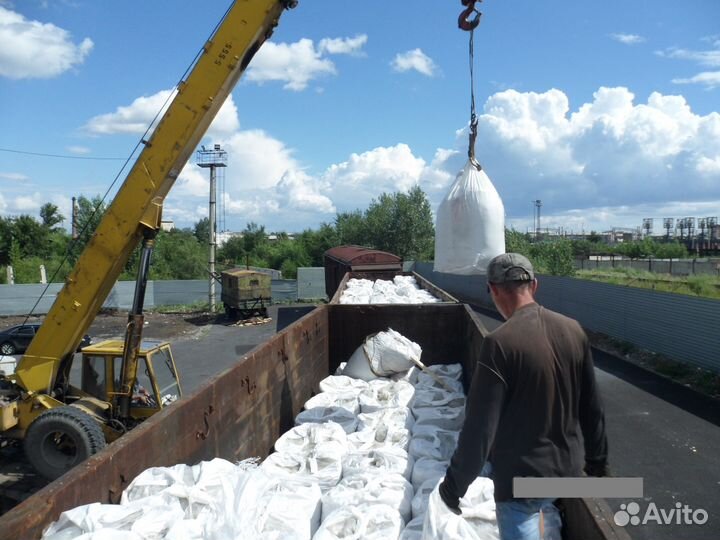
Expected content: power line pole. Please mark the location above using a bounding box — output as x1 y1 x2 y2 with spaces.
196 144 228 312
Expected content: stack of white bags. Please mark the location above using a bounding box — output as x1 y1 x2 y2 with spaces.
41 330 498 540
339 276 440 304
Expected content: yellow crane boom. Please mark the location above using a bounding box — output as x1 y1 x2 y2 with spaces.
14 0 296 395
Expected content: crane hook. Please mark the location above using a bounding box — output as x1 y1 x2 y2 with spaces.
458 0 482 31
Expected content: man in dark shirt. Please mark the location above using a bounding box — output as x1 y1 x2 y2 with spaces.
439 253 608 539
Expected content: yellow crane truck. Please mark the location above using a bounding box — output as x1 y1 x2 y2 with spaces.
0 0 297 480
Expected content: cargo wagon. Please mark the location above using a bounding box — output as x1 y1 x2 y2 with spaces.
0 302 628 540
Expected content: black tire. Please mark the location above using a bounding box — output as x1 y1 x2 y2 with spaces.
0 342 15 355
24 406 106 480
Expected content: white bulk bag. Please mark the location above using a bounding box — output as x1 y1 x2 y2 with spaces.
409 427 459 462
343 329 422 381
120 458 243 538
357 406 415 432
321 472 414 524
243 475 323 540
399 516 425 540
304 391 360 415
275 422 348 455
390 366 420 384
261 449 343 492
415 372 464 394
425 363 464 381
422 485 481 540
457 477 497 537
120 463 196 503
348 425 411 452
359 379 415 413
318 375 369 395
421 478 499 540
413 405 465 432
433 161 505 275
313 504 404 540
411 457 449 492
342 447 414 480
411 478 443 520
41 503 144 539
411 388 465 414
295 406 359 434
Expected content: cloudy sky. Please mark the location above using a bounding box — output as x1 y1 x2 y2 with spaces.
0 0 718 235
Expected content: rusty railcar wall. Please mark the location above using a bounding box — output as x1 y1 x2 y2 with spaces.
328 304 471 381
329 271 458 304
0 307 329 540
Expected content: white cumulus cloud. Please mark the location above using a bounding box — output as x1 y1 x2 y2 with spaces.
83 90 240 137
471 86 720 225
0 6 93 79
319 34 367 56
246 38 336 91
609 33 645 45
276 169 335 213
391 48 437 77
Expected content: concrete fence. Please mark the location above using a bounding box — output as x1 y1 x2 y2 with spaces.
575 257 720 276
0 279 300 317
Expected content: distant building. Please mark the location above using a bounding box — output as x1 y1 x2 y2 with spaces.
160 220 175 232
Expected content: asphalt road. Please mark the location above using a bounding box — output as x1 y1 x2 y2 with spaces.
472 308 720 540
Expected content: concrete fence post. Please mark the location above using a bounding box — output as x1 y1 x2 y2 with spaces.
6 266 14 285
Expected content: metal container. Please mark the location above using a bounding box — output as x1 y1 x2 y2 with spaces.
324 245 402 299
220 269 271 319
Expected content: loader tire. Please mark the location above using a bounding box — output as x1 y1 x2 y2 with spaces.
24 406 106 481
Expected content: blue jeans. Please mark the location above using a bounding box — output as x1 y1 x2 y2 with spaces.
495 498 562 540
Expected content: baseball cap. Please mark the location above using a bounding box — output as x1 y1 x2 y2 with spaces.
487 253 535 284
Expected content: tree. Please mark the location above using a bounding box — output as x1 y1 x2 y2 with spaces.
218 235 246 266
297 223 339 266
655 241 688 259
0 217 12 266
71 195 108 261
11 215 50 258
149 229 206 280
242 222 268 253
40 203 65 230
193 218 210 245
529 239 575 276
355 186 435 260
335 210 367 246
506 229 531 255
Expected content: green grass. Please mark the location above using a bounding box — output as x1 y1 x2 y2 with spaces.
152 301 211 314
575 268 720 300
595 334 720 398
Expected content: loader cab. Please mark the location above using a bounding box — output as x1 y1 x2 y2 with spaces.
80 339 182 419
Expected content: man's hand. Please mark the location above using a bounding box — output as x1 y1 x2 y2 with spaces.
438 479 462 515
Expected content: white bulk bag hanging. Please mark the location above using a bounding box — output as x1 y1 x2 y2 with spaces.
433 161 505 275
435 1 505 276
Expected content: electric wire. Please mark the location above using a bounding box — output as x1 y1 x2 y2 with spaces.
0 148 124 161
